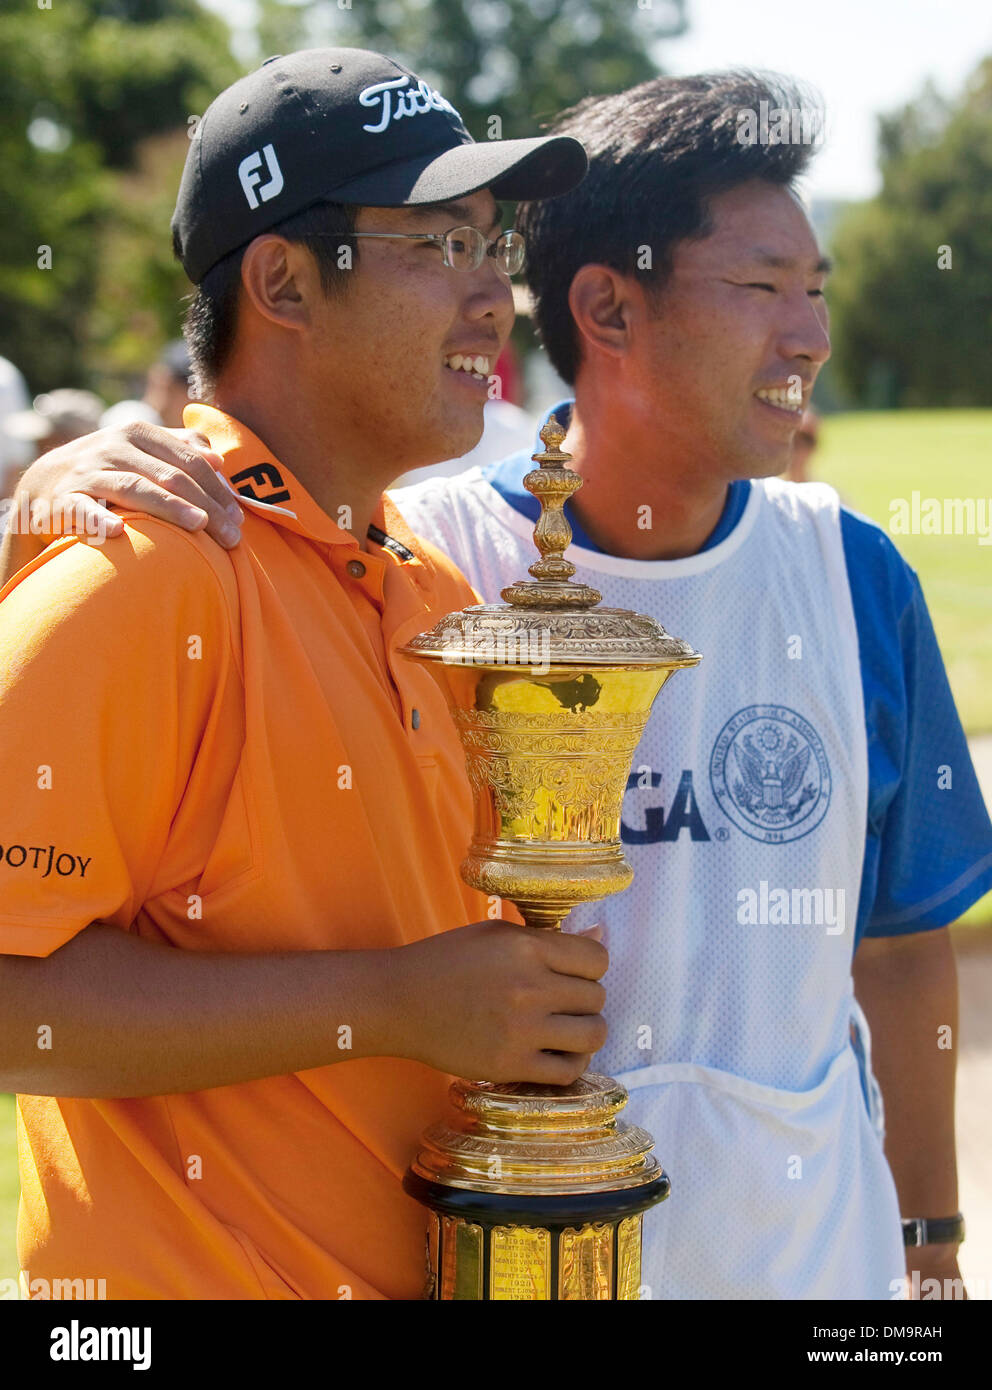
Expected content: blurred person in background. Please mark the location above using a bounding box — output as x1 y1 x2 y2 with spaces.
0 356 32 499
100 340 193 431
5 388 104 463
784 405 820 483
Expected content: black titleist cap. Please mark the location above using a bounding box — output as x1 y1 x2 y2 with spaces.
171 46 588 284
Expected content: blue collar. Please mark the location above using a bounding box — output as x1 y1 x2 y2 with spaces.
480 399 752 556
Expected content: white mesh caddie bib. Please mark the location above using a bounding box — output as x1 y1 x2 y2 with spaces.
391 468 907 1300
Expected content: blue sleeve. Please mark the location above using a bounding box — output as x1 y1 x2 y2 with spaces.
843 507 992 943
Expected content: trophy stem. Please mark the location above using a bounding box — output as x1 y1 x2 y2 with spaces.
517 905 566 932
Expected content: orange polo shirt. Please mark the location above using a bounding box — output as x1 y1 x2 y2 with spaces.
0 404 490 1300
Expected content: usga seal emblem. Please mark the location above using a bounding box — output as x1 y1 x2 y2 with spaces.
709 704 831 843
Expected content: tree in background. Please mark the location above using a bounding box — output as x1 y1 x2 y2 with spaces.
0 0 238 393
827 59 992 408
314 0 687 136
1 0 688 399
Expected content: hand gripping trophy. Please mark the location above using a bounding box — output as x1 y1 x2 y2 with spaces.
400 418 700 1300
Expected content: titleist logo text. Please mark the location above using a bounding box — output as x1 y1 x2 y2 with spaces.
358 76 462 134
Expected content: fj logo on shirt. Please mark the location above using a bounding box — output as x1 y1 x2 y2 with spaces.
230 461 292 507
0 843 91 878
358 76 464 134
238 143 284 210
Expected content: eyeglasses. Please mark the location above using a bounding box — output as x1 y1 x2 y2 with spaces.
332 225 526 277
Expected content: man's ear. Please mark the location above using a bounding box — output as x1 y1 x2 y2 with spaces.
239 236 310 332
567 263 638 363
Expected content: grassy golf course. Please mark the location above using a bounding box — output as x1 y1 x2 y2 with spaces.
815 410 992 932
0 1094 16 1291
815 410 992 738
0 407 989 1289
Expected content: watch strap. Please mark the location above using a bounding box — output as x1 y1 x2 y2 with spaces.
902 1213 965 1247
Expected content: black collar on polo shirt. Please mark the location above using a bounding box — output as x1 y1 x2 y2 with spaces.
367 523 416 562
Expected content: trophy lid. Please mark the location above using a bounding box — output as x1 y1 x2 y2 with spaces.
402 416 700 670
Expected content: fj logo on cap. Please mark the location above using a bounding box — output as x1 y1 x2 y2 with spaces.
358 75 462 135
238 143 284 209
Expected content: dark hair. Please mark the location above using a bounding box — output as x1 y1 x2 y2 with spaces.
517 71 824 384
174 202 360 398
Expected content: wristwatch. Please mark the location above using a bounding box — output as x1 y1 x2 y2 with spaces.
902 1213 965 1247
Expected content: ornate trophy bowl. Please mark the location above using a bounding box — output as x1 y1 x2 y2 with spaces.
400 418 700 1299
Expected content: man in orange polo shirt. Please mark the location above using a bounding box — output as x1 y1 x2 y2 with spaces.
0 48 605 1300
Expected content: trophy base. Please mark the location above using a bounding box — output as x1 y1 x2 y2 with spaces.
404 1073 669 1301
404 1170 668 1300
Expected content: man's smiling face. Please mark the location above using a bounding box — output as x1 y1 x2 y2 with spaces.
641 179 831 479
310 188 514 473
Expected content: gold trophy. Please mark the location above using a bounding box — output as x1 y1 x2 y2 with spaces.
400 418 700 1299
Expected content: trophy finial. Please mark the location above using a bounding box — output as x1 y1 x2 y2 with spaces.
537 414 568 457
500 413 602 609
